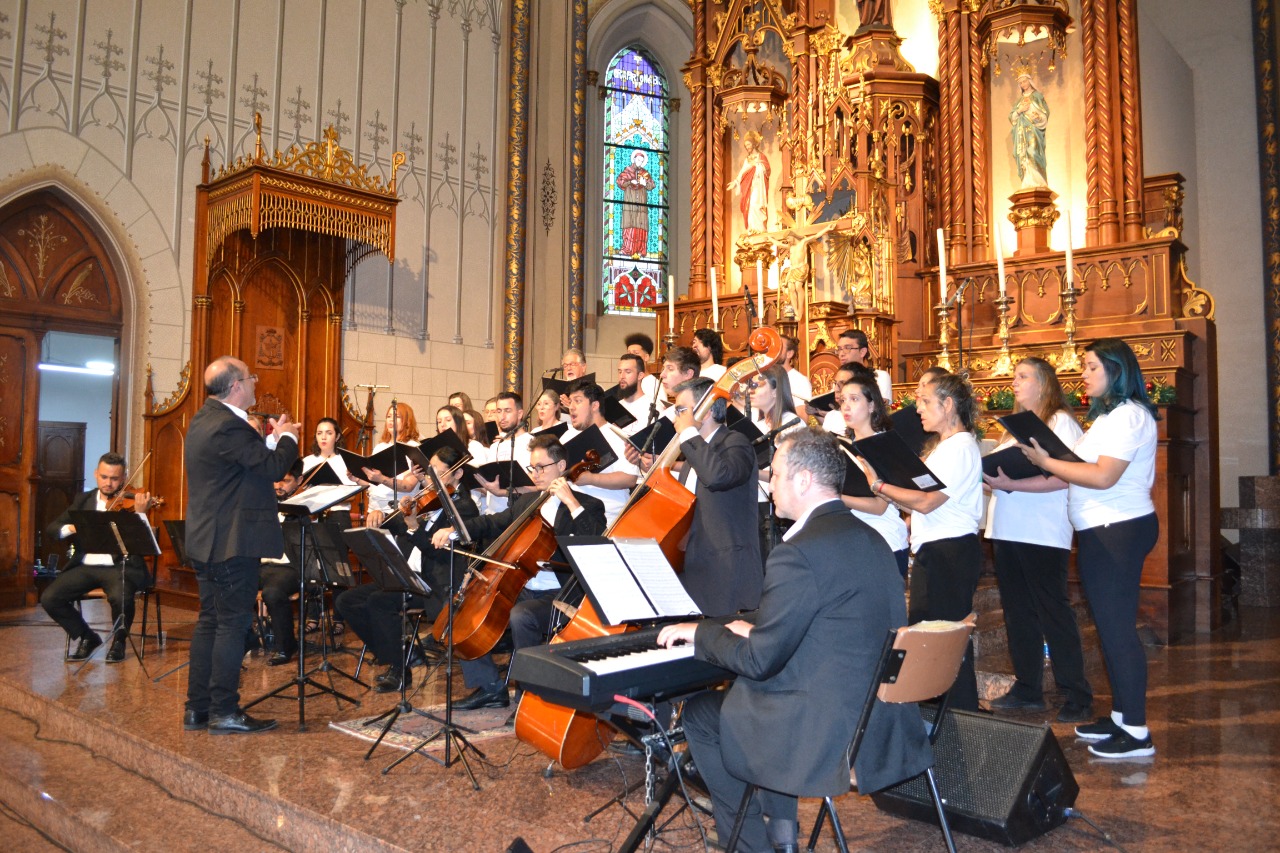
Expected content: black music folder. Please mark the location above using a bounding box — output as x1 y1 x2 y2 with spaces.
336 442 422 481
997 410 1084 463
562 424 619 471
300 459 345 488
808 388 839 413
558 536 701 626
67 510 162 560
484 420 501 443
600 395 638 429
471 459 535 490
982 444 1050 483
852 430 946 492
542 373 598 399
889 405 928 457
417 428 469 463
834 439 875 498
530 420 570 439
626 416 677 454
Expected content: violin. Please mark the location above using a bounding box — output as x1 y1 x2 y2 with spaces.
384 454 473 527
107 489 165 513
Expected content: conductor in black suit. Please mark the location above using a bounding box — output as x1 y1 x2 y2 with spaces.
659 429 932 852
42 452 154 663
183 356 300 735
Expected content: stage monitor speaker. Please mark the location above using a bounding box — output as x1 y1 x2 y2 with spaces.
871 709 1078 846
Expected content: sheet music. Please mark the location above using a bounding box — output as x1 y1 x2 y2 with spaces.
566 544 658 623
614 538 701 617
281 484 365 514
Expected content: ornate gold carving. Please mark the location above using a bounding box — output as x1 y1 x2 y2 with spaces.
541 159 557 234
339 380 366 424
0 262 14 297
149 361 191 416
194 295 213 307
504 0 532 392
61 264 98 305
1178 256 1215 321
977 0 1072 75
1008 201 1060 229
18 214 67 282
214 125 403 197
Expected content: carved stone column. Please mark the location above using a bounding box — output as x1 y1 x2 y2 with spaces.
1008 187 1059 256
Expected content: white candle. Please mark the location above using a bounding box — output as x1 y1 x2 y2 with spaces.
994 224 1006 296
756 259 765 319
1064 211 1074 291
710 266 719 324
936 228 948 304
668 274 676 327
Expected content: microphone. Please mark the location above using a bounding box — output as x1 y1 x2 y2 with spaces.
544 366 563 377
741 282 758 319
752 422 793 447
943 277 971 309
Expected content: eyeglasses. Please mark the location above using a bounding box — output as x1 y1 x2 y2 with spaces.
525 461 560 474
835 345 864 354
561 362 582 369
238 373 259 383
673 405 691 415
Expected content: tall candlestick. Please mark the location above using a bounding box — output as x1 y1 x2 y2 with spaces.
994 223 1007 296
1064 211 1074 291
668 274 676 328
936 228 948 303
756 259 764 319
710 266 719 327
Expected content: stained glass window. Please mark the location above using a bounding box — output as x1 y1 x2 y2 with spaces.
602 46 670 315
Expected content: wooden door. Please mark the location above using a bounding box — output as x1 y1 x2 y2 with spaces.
0 328 39 608
35 421 85 565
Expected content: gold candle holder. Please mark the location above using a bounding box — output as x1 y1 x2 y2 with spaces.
990 294 1016 376
1056 286 1082 373
934 300 954 372
663 330 678 351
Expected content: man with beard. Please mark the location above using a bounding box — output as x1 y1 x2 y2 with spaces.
477 391 533 514
562 379 640 524
615 352 656 436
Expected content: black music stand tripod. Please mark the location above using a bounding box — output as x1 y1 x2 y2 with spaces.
242 495 363 730
382 463 484 786
66 510 161 677
341 526 439 766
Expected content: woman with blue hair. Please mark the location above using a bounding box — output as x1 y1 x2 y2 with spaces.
1021 338 1160 758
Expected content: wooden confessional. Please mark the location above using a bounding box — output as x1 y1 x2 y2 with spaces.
143 118 403 596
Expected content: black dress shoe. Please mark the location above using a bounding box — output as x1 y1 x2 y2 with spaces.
67 632 103 661
374 667 412 694
183 709 209 731
454 684 510 710
267 650 295 667
105 637 126 663
404 647 428 669
208 711 278 735
989 691 1047 712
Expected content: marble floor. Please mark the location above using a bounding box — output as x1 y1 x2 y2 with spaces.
0 599 1278 852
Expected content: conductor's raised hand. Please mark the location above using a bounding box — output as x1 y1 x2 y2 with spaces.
271 412 301 442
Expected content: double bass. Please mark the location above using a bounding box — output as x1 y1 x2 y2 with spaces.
514 326 784 769
430 451 601 660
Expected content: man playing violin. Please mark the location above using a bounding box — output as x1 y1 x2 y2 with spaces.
42 452 155 663
431 434 606 710
337 446 479 694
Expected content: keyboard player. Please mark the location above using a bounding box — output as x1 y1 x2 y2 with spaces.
656 428 932 853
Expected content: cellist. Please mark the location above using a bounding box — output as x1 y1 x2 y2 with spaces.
430 434 606 710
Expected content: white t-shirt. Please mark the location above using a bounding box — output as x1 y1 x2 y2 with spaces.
700 363 727 382
787 368 812 410
984 410 1082 550
618 392 657 436
1068 401 1157 530
640 373 662 402
874 369 893 405
822 409 845 435
852 501 910 554
560 422 640 525
910 432 983 552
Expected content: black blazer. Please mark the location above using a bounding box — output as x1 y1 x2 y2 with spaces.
45 489 147 573
405 489 480 594
694 500 933 798
183 397 299 564
679 426 764 616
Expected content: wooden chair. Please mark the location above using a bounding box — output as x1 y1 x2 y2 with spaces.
725 614 976 853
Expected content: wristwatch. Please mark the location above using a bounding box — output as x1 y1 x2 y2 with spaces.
871 478 885 494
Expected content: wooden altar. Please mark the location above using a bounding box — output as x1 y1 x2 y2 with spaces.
663 1 1219 641
142 118 403 596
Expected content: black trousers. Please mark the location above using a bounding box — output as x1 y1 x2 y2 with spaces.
1076 513 1158 726
992 540 1092 707
459 587 560 689
909 533 982 711
41 563 148 639
258 563 299 655
187 557 260 717
336 583 442 669
683 690 797 853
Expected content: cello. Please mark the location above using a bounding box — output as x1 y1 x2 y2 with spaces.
514 326 784 769
430 450 601 660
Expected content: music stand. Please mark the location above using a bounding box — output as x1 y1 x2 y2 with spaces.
242 484 365 730
284 514 363 680
341 527 436 766
381 462 484 787
66 510 162 676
